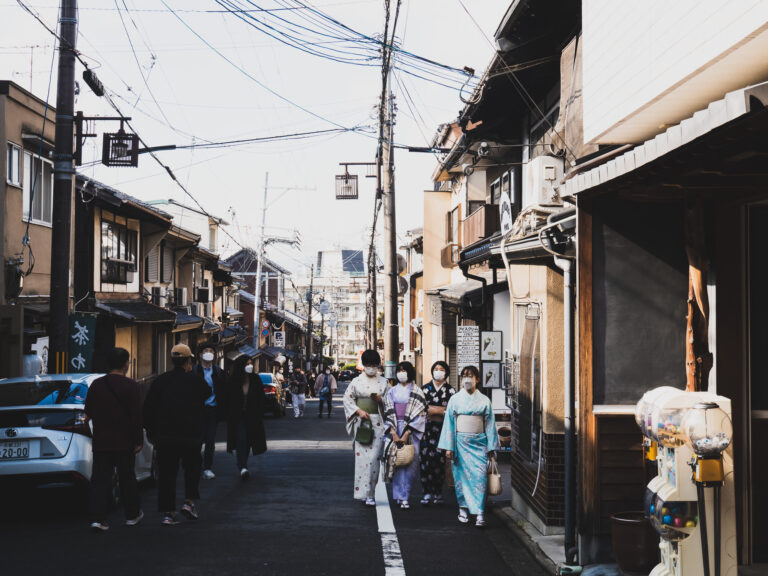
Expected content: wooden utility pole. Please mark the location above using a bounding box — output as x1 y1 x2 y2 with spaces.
48 0 77 374
306 264 314 371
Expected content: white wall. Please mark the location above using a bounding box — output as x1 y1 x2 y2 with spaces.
491 291 511 412
583 1 768 143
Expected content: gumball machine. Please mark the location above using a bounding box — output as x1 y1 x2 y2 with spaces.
636 388 736 576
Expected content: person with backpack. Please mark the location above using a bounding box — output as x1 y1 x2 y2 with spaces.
84 347 144 531
314 367 337 418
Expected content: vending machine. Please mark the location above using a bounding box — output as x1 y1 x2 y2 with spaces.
635 388 737 576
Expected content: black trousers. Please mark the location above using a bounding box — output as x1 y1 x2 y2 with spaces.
235 420 249 470
318 395 332 415
202 406 218 470
157 442 202 513
90 449 140 522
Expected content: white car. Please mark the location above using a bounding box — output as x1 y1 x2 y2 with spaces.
0 373 154 499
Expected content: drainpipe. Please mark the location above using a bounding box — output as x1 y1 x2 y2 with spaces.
460 266 489 329
554 254 577 564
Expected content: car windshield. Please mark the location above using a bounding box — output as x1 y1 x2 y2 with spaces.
0 380 88 407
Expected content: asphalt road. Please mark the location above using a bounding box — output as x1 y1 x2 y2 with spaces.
0 391 548 576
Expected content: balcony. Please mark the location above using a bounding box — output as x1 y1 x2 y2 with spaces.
462 204 500 248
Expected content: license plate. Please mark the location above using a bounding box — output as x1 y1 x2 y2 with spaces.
0 440 30 460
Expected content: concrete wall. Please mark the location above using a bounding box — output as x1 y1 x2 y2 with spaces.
491 290 511 411
583 0 768 143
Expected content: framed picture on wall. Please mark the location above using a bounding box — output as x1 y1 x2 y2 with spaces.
480 330 502 361
482 362 502 389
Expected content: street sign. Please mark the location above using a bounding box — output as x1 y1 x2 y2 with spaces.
68 313 97 373
261 319 271 329
318 301 331 315
273 331 285 348
261 328 270 337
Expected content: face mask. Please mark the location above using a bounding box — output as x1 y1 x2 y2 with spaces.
432 370 446 381
396 372 408 383
202 352 214 363
462 378 475 391
244 365 254 374
325 370 331 375
364 366 377 377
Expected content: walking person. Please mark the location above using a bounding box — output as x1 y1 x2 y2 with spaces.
193 343 228 480
438 365 499 528
342 349 389 506
382 361 428 509
315 367 337 418
226 356 267 480
143 344 211 526
419 361 456 505
84 347 144 531
290 368 307 418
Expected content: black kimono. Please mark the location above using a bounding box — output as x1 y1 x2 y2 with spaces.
419 380 456 497
226 373 267 468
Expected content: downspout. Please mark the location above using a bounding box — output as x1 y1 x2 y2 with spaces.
461 266 489 329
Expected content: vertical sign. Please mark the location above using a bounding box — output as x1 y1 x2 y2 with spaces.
273 331 286 348
68 313 97 373
457 325 480 376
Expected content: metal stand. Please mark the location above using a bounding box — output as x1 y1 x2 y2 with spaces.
697 484 711 576
713 485 721 576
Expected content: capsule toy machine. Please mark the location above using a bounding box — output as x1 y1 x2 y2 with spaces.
636 388 736 576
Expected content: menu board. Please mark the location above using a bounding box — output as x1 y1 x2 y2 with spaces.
457 325 480 375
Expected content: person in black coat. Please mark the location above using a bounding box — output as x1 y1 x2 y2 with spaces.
193 343 228 480
226 355 267 480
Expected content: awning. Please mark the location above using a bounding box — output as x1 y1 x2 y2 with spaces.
95 299 176 324
262 346 295 359
238 344 259 358
203 320 221 334
226 349 245 361
425 279 484 305
225 306 243 319
266 308 305 332
173 308 203 332
564 80 768 197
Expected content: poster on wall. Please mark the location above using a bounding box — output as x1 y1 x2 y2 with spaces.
457 325 480 374
482 362 502 389
68 313 97 373
480 330 502 361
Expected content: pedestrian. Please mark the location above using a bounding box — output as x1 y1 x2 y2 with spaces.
342 349 389 507
438 365 499 528
419 360 456 505
315 367 337 418
226 355 267 480
84 347 144 531
193 343 228 480
143 344 211 526
308 371 317 397
290 368 307 418
382 361 427 509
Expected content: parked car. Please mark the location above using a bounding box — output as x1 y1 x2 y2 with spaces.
0 374 155 502
339 369 359 381
260 373 285 417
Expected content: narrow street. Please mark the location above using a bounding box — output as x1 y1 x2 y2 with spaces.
0 393 547 576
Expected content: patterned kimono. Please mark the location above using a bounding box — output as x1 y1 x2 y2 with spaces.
438 389 499 515
342 374 389 501
420 380 456 497
382 382 427 502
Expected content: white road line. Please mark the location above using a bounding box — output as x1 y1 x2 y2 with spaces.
375 479 406 576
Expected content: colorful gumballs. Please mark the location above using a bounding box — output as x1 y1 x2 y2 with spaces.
663 515 672 525
673 517 683 527
685 520 696 528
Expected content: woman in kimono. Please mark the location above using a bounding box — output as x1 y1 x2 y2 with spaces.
226 355 267 480
342 349 389 507
419 360 455 505
438 365 498 527
382 361 427 509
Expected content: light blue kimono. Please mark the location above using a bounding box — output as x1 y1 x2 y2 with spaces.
438 389 499 515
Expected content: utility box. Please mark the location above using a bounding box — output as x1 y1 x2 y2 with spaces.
523 155 564 209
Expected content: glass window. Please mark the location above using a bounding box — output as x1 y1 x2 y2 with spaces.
22 151 53 225
6 143 21 186
101 217 138 284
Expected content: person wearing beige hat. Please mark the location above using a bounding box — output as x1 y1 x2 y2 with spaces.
143 343 211 526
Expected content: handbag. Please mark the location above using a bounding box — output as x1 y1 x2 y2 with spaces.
393 437 415 467
354 418 374 445
445 459 455 488
487 458 502 496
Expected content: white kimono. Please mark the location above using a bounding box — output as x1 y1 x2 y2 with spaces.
342 374 389 501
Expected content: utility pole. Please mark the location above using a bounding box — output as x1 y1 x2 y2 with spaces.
382 91 398 376
306 264 314 371
48 0 77 374
253 172 269 351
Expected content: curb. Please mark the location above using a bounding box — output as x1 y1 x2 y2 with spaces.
491 504 559 575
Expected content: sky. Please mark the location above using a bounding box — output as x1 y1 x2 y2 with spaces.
1 0 509 281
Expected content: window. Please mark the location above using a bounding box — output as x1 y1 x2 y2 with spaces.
101 217 138 284
22 151 53 225
514 303 541 461
145 242 174 284
7 143 21 186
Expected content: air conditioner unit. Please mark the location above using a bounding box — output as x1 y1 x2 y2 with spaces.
195 287 210 303
151 286 167 307
203 303 213 319
189 302 202 317
174 287 188 307
523 155 564 209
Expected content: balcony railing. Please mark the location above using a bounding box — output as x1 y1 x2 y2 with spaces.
462 203 500 248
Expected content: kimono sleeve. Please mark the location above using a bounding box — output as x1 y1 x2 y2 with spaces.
437 396 457 452
342 379 358 421
484 399 499 452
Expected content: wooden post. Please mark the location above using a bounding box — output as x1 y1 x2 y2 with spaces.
685 198 713 392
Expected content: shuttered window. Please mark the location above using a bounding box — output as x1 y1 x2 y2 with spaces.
146 245 159 282
161 243 174 283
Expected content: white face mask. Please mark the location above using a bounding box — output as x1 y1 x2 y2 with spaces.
244 365 254 374
432 370 446 382
396 372 408 383
462 378 475 391
364 366 377 377
202 352 214 363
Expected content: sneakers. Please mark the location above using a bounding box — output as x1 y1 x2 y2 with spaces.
180 501 199 520
202 469 216 480
161 513 179 526
90 521 109 532
420 494 432 505
400 500 410 510
240 468 250 481
475 514 486 528
125 510 144 526
364 498 376 507
433 495 445 505
458 507 469 524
